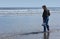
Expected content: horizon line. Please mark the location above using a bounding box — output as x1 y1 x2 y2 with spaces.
0 7 60 10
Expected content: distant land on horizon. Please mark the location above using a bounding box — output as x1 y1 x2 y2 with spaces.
0 7 60 10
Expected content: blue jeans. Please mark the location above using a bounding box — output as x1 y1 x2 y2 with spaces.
43 17 49 32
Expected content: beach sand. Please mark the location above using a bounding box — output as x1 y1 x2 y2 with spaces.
0 13 60 39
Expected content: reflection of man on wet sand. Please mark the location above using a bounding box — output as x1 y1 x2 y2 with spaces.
43 32 50 39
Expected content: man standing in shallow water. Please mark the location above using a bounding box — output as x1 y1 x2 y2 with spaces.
42 5 50 32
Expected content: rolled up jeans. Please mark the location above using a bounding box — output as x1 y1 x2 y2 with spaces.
43 16 49 31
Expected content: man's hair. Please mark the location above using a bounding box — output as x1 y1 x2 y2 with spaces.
42 5 46 8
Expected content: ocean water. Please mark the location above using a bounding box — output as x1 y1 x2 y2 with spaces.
0 8 60 39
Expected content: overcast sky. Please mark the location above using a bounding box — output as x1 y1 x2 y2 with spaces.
0 0 60 7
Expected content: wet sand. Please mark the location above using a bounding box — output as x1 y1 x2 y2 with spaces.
0 30 60 39
0 13 60 39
